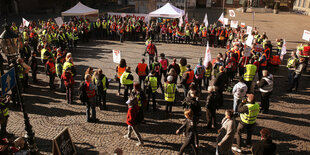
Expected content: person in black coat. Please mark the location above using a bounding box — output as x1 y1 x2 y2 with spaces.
252 128 276 155
213 66 227 108
28 52 38 83
176 109 199 155
96 69 109 110
205 86 218 129
183 90 201 126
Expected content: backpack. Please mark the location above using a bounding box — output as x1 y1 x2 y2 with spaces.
78 81 88 102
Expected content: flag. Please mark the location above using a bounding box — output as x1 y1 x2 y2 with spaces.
203 13 208 26
22 18 29 27
204 42 212 67
176 31 185 39
229 10 235 17
218 13 224 24
185 13 188 23
280 39 287 61
179 16 183 27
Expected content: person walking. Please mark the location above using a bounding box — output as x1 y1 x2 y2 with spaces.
143 40 158 69
176 109 199 155
145 71 158 111
61 67 74 104
168 58 181 82
213 66 227 108
216 110 236 155
45 56 56 89
124 96 144 146
164 76 177 118
120 67 134 101
181 65 194 98
232 94 260 153
205 86 218 129
95 69 109 110
257 70 273 114
136 58 148 89
159 53 169 79
251 128 277 155
116 59 127 96
84 74 98 122
232 78 248 115
183 90 201 126
194 58 205 92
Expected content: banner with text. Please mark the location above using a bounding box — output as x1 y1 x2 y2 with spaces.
108 12 149 22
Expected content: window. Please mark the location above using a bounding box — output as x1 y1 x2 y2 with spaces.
298 0 302 7
302 0 306 7
226 0 233 4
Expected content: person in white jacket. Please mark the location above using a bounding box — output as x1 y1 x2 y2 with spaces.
232 77 248 115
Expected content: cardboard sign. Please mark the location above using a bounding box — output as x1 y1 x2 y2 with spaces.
231 20 238 28
52 128 77 155
224 18 229 25
254 44 263 52
244 47 252 57
113 50 121 63
247 26 252 35
240 22 245 28
246 35 254 46
302 30 310 41
55 17 64 27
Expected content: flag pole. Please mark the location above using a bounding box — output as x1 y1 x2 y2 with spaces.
252 11 255 27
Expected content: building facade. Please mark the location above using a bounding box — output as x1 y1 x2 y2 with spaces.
293 0 310 15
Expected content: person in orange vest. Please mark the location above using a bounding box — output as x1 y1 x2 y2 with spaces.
84 74 98 122
143 40 158 70
263 44 271 64
181 65 195 98
259 51 268 79
45 56 56 89
116 59 127 96
201 28 207 46
135 58 149 89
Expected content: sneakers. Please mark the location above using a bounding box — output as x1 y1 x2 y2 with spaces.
136 142 144 146
232 146 242 153
123 135 131 140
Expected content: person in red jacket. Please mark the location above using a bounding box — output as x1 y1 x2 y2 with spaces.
61 67 74 104
46 56 56 89
124 96 144 146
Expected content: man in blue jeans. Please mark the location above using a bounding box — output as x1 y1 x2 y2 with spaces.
232 78 248 115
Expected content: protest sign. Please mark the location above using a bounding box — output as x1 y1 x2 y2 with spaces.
247 26 252 35
113 50 121 63
229 10 236 17
246 35 254 46
231 20 238 28
108 12 149 22
55 17 64 27
302 30 310 41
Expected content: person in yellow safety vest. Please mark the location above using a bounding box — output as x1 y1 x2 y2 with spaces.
102 20 108 39
120 67 134 101
232 94 260 153
203 61 213 90
63 57 76 77
130 82 146 109
136 58 149 88
0 95 11 135
66 30 73 50
10 22 18 34
276 39 283 55
95 19 101 39
116 59 127 96
23 30 29 41
94 69 109 110
243 59 257 93
73 29 79 48
57 31 67 50
179 58 187 78
181 65 194 98
145 71 158 111
185 26 191 44
286 51 298 83
164 76 176 118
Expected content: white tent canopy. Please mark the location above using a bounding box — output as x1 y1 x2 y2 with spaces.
61 2 99 16
148 3 185 18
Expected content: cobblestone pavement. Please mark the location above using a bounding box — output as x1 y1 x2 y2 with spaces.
6 12 310 155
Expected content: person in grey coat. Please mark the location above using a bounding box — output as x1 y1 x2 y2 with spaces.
216 110 236 155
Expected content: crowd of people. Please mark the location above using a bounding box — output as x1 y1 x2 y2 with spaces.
0 15 309 154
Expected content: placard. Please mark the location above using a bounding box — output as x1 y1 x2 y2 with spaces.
246 35 254 46
240 22 245 28
55 17 64 27
302 30 310 41
229 10 236 17
52 128 77 155
231 20 238 28
246 26 252 35
113 50 121 63
224 18 229 25
254 44 263 52
108 12 149 22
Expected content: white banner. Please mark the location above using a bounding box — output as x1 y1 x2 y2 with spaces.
231 20 238 28
218 13 224 24
54 17 64 27
108 12 149 22
302 30 310 41
22 18 29 27
223 18 229 25
113 50 121 63
203 13 208 26
247 26 252 35
246 35 254 46
203 42 212 67
229 10 236 17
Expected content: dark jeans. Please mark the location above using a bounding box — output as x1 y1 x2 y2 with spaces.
165 101 174 114
236 122 255 147
147 91 157 110
244 81 253 93
49 74 55 88
1 117 8 134
195 78 203 91
216 89 224 108
98 90 107 109
139 76 146 89
124 84 133 101
260 92 271 113
86 97 96 121
288 70 295 88
118 79 121 93
32 71 37 82
290 74 301 91
178 137 198 155
203 76 211 90
206 108 216 127
157 75 164 93
182 84 189 98
65 85 73 104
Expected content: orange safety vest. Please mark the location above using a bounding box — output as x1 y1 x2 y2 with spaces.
137 63 147 76
47 61 56 74
194 26 199 34
117 66 126 78
264 48 271 60
260 53 268 67
186 70 194 84
168 27 172 33
202 31 207 37
235 50 241 61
